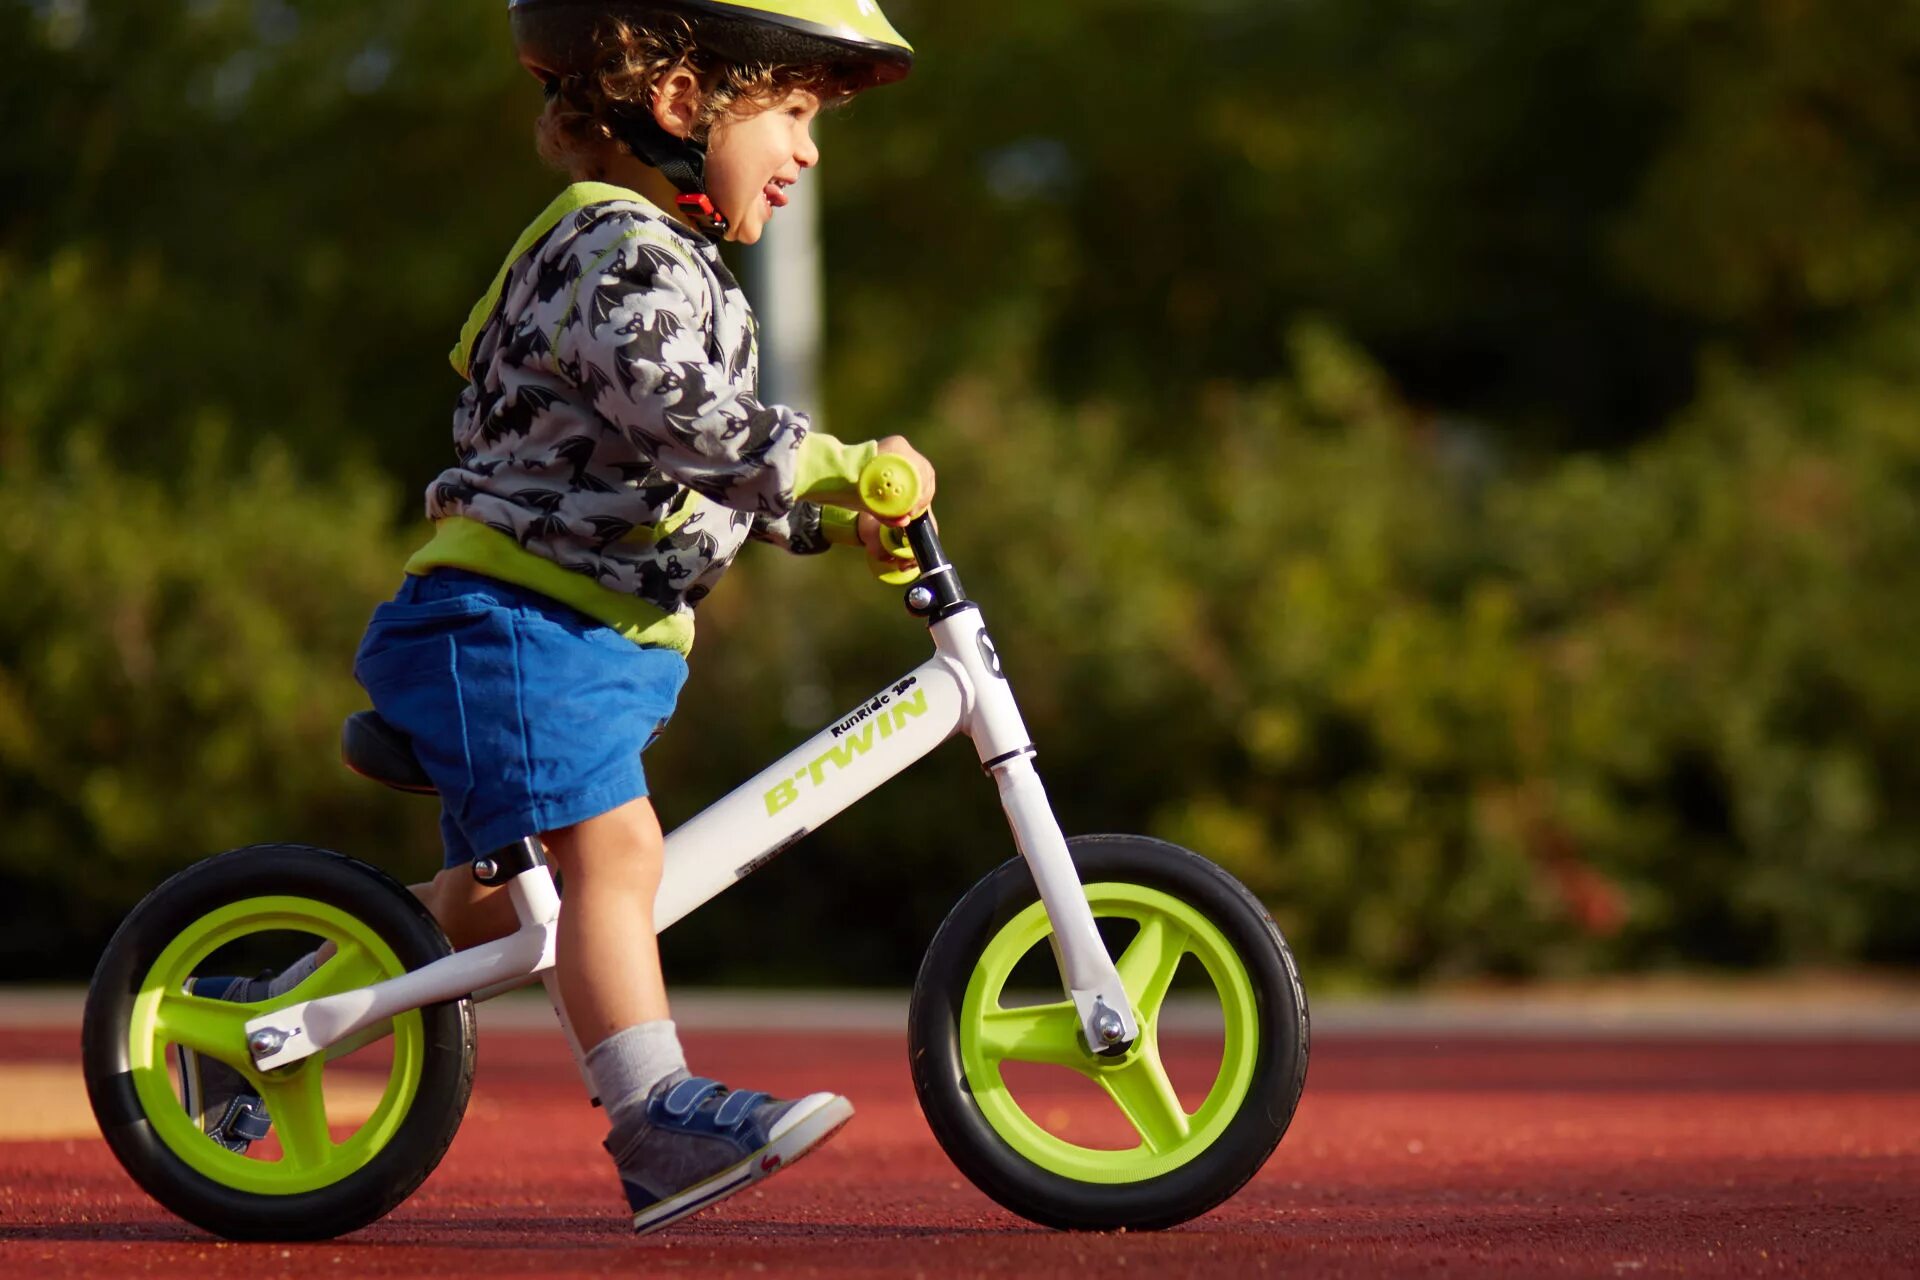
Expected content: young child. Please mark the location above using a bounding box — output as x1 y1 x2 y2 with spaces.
180 0 933 1237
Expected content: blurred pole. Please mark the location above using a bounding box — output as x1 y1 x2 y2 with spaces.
742 171 824 428
740 176 831 729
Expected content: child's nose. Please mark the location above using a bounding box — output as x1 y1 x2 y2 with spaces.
796 127 819 169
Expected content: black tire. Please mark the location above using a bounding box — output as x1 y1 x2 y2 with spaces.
909 834 1309 1231
82 844 476 1240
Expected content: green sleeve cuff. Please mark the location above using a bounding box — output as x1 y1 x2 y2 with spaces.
794 434 879 506
819 506 862 547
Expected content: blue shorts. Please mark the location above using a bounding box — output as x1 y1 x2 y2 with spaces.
352 569 688 868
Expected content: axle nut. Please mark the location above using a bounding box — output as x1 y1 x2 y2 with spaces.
248 1028 287 1058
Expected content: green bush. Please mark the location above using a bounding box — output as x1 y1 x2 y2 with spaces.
6 313 1918 983
0 431 443 975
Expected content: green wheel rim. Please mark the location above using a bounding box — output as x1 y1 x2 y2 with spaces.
959 882 1261 1184
127 895 425 1196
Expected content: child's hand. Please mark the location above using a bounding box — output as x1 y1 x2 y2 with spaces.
873 436 936 525
856 513 918 575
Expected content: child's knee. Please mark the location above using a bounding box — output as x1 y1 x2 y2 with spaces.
543 798 665 886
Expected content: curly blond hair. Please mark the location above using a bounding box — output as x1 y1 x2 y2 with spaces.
536 15 861 175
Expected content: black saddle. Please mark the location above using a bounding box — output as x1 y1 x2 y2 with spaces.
341 711 435 794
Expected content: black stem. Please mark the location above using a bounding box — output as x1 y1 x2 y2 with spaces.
905 513 972 620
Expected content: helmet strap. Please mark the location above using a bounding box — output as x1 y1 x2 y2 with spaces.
604 102 730 239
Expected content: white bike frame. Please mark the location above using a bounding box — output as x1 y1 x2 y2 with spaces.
245 593 1142 1087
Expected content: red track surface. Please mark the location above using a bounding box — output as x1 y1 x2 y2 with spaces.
3 1025 1917 1277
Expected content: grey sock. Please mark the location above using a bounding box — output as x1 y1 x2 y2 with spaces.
266 949 326 998
586 1020 687 1129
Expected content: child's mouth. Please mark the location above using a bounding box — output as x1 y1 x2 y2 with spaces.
763 180 790 211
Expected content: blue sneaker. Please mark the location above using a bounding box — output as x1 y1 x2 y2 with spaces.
176 975 274 1153
607 1073 854 1236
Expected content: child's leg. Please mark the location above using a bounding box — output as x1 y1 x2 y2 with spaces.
538 795 672 1046
409 869 521 951
533 797 852 1236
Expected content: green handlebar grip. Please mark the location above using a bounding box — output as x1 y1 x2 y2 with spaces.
871 525 920 585
858 453 921 520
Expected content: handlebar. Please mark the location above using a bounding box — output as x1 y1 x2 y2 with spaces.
850 455 962 611
857 455 930 584
857 453 922 522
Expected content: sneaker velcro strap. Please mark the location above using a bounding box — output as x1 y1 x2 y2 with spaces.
711 1089 768 1130
650 1077 775 1141
659 1076 725 1120
222 1097 275 1144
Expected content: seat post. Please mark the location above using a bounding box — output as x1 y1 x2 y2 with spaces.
472 837 559 926
472 836 596 1098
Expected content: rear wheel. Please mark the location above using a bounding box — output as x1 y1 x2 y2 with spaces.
83 844 475 1240
909 835 1308 1230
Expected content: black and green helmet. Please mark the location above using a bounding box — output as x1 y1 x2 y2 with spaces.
508 0 913 233
509 0 914 90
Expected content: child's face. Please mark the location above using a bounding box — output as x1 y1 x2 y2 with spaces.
705 88 822 244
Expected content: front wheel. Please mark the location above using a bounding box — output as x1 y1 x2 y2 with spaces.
82 844 476 1240
909 835 1308 1231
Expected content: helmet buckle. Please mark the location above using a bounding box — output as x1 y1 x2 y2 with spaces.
674 193 730 237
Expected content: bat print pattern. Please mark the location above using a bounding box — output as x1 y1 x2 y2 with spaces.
424 192 840 623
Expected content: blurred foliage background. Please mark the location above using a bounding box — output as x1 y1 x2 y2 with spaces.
3 0 1917 986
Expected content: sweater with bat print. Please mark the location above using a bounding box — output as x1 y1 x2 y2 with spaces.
405 182 877 654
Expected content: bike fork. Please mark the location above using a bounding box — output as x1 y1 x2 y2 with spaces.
992 753 1142 1051
932 605 1142 1053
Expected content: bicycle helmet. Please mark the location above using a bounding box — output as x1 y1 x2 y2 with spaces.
509 0 913 234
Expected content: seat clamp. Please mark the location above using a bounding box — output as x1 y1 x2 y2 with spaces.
472 837 546 884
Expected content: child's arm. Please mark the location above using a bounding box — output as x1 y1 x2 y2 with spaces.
749 509 921 591
745 503 859 555
563 233 874 519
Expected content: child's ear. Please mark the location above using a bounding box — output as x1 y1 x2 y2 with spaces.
650 65 703 140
